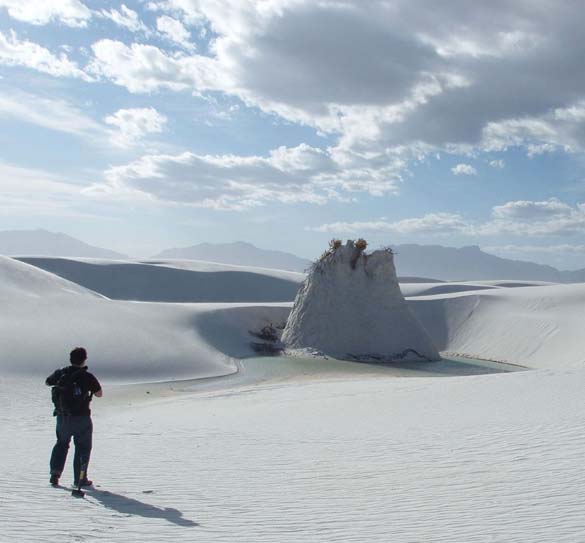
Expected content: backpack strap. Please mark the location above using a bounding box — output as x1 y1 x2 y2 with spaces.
57 367 86 386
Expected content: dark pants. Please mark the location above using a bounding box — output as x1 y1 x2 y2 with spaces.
50 415 93 482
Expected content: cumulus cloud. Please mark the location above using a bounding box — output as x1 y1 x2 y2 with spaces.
87 39 223 93
89 143 401 210
451 163 477 175
104 107 168 147
94 0 585 161
98 5 151 34
310 198 585 237
484 198 585 236
480 112 582 156
0 0 91 27
0 30 92 81
5 0 585 223
489 159 505 168
491 198 574 220
6 0 583 175
156 15 195 50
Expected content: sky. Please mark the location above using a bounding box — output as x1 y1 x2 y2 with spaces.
1 0 585 267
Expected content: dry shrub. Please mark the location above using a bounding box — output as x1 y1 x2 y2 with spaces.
249 324 279 341
316 238 343 264
350 238 367 269
355 238 367 251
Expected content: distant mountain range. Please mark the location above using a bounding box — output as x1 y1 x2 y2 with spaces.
390 244 579 282
154 241 585 282
0 229 127 259
153 241 312 272
3 230 585 282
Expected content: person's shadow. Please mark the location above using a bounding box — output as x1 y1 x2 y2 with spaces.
84 488 199 527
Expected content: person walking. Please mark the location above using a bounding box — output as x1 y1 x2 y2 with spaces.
46 347 102 487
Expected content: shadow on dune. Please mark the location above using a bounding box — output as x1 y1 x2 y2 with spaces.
353 357 521 375
86 488 199 527
194 305 291 358
407 295 480 352
405 284 496 297
18 258 300 303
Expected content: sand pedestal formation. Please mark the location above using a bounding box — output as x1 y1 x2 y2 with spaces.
282 240 440 361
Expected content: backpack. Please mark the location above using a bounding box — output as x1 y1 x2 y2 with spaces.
51 368 88 415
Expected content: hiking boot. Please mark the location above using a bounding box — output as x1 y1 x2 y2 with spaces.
50 474 59 487
74 478 93 487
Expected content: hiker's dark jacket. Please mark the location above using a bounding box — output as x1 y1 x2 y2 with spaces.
46 366 102 416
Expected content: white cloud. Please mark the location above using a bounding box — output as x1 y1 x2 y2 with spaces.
482 117 569 155
95 1 585 164
309 213 469 234
492 198 574 220
87 39 223 93
0 0 91 27
98 5 150 34
89 143 401 210
451 163 477 176
0 161 89 217
310 198 585 238
0 161 80 195
104 107 168 147
0 30 92 81
156 15 195 50
479 101 585 156
489 159 505 169
554 102 585 122
147 0 210 25
483 199 585 236
484 244 585 256
0 90 104 137
4 0 585 221
421 29 541 59
0 90 167 150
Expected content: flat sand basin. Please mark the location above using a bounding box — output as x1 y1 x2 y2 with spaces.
106 354 526 404
236 354 525 383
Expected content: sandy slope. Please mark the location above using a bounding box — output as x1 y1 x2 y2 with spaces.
409 282 585 368
0 257 287 381
141 258 305 282
399 279 553 297
3 255 585 541
2 367 585 542
17 257 303 302
1 255 102 299
4 256 585 380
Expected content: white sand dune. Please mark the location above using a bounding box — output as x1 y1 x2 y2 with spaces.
4 256 585 380
140 258 305 282
473 280 555 288
2 365 585 542
400 279 552 298
1 257 286 381
3 254 585 541
1 255 101 299
400 281 499 297
17 257 302 303
409 282 585 368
